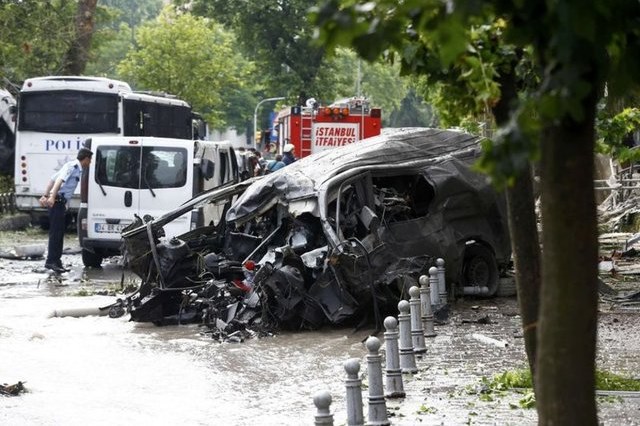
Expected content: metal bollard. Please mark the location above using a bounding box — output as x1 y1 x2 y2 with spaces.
313 390 334 425
383 316 405 398
409 286 427 354
419 275 437 337
436 258 447 305
365 336 390 426
429 266 440 307
345 358 364 426
397 300 418 374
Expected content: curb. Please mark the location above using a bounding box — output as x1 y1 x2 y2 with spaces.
0 213 31 231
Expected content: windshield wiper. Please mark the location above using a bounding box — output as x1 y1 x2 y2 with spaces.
95 174 107 196
142 170 156 197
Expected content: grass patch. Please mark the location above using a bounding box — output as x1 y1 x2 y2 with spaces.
473 368 640 409
596 370 640 391
487 368 640 392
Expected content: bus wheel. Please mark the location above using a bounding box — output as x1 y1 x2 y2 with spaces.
82 249 103 268
461 243 499 296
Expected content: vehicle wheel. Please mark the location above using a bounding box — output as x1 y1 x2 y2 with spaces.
82 249 103 268
462 243 499 296
64 213 75 230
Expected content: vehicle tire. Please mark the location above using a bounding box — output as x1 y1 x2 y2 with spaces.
82 248 103 268
462 243 499 296
64 213 75 230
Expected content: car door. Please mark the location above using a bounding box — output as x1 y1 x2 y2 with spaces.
137 138 193 238
86 139 142 243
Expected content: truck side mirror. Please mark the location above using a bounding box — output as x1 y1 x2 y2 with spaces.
201 159 215 180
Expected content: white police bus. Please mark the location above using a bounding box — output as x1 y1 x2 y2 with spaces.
13 76 197 225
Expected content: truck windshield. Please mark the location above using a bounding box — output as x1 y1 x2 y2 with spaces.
18 91 118 134
95 145 188 190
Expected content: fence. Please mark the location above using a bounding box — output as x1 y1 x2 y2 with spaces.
0 192 16 216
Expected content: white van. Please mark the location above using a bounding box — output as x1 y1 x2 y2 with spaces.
78 136 238 267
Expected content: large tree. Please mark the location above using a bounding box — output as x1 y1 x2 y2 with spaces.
314 0 640 424
0 0 77 83
182 0 327 101
117 6 257 130
62 0 98 75
85 0 164 76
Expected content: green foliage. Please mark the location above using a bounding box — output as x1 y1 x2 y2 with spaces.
596 370 640 392
488 368 533 389
0 174 13 193
312 2 540 184
416 404 437 415
388 88 438 128
475 101 541 188
98 0 163 30
86 0 164 77
184 0 326 101
117 6 257 130
0 0 78 83
596 107 640 163
85 22 136 77
478 368 640 409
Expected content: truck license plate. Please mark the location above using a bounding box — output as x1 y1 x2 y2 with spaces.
95 223 127 233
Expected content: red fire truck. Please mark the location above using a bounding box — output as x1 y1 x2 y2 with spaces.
275 97 381 158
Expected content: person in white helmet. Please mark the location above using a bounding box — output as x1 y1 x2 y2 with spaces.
282 142 296 165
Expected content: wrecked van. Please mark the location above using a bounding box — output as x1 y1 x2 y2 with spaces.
117 128 511 337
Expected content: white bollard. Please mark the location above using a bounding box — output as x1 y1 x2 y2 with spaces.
419 275 437 337
313 390 334 425
397 300 418 374
383 316 405 398
429 266 440 307
365 336 390 426
344 358 364 426
409 286 427 354
436 258 447 305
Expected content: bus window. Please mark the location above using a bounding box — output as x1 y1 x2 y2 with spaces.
123 100 192 139
18 91 119 134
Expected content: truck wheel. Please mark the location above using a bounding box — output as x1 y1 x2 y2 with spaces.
462 243 499 296
82 249 103 268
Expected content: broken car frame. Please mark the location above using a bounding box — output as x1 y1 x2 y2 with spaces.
115 128 511 340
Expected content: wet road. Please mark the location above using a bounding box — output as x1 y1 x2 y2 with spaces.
0 231 375 425
1 229 639 425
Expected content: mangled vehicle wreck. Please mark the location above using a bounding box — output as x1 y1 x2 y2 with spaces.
117 128 511 339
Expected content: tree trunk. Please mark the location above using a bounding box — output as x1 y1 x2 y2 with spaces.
492 64 541 378
505 171 541 376
536 96 599 424
63 0 98 75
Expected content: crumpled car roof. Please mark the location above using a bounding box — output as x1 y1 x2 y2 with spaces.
226 127 483 224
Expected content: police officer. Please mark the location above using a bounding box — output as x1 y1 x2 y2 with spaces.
39 147 93 273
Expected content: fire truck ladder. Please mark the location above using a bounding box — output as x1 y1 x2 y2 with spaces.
299 106 314 158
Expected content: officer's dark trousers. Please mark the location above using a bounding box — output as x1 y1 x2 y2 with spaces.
46 198 66 266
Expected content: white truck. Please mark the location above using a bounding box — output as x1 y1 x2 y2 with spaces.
78 136 238 267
